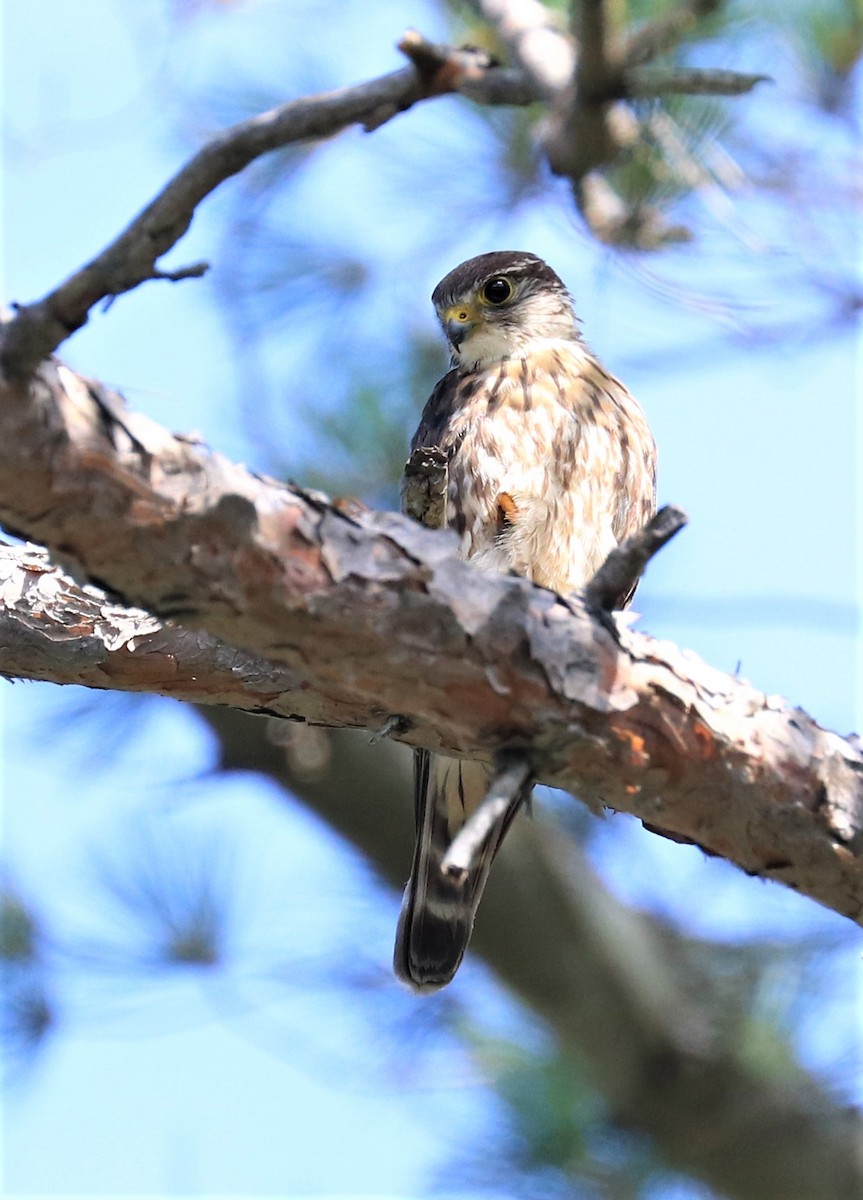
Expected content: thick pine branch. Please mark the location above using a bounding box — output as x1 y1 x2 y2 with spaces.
0 542 295 710
0 363 860 931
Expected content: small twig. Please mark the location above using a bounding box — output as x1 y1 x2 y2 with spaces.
152 261 211 283
584 505 688 612
575 174 691 249
628 68 770 98
0 40 535 382
369 714 409 745
397 29 498 96
365 33 526 132
441 756 533 881
401 446 449 530
101 262 211 312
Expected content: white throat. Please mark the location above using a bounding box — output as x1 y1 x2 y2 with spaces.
451 289 581 370
454 332 585 373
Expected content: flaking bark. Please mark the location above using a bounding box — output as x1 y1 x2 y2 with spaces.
0 362 860 930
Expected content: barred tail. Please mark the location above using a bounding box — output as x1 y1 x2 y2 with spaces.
394 750 528 992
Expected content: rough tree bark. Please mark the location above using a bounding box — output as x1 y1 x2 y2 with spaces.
0 373 860 927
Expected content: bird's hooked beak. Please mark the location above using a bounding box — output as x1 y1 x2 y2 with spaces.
441 304 479 351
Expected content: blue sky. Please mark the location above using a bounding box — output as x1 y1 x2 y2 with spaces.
1 0 861 1196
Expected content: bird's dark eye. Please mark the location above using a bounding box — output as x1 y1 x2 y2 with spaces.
481 277 514 305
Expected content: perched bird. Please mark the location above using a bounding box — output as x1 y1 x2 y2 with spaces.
394 251 657 992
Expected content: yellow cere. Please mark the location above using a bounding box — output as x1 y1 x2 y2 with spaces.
443 302 479 324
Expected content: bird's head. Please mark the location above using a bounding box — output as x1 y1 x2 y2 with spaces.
432 251 580 370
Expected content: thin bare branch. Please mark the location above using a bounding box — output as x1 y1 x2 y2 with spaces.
0 16 769 377
0 363 861 931
0 42 532 381
584 504 688 612
441 756 533 879
629 67 770 97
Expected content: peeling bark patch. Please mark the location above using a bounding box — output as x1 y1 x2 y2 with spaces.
813 754 863 847
524 601 612 710
610 721 650 769
690 719 716 760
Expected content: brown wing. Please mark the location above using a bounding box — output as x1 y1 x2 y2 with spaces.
406 367 467 454
577 357 657 607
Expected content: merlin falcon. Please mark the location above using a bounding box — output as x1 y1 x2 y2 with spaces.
394 251 657 992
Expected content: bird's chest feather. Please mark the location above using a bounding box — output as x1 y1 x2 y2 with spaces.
430 351 655 592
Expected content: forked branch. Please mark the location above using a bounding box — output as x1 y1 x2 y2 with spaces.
0 14 767 378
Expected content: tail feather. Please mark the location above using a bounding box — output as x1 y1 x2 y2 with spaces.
394 750 528 992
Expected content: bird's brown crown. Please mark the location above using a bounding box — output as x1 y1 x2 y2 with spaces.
431 251 579 369
431 251 567 308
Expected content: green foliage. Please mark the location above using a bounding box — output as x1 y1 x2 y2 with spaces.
774 0 863 107
0 891 40 964
84 812 232 972
1 886 54 1065
448 1033 678 1198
